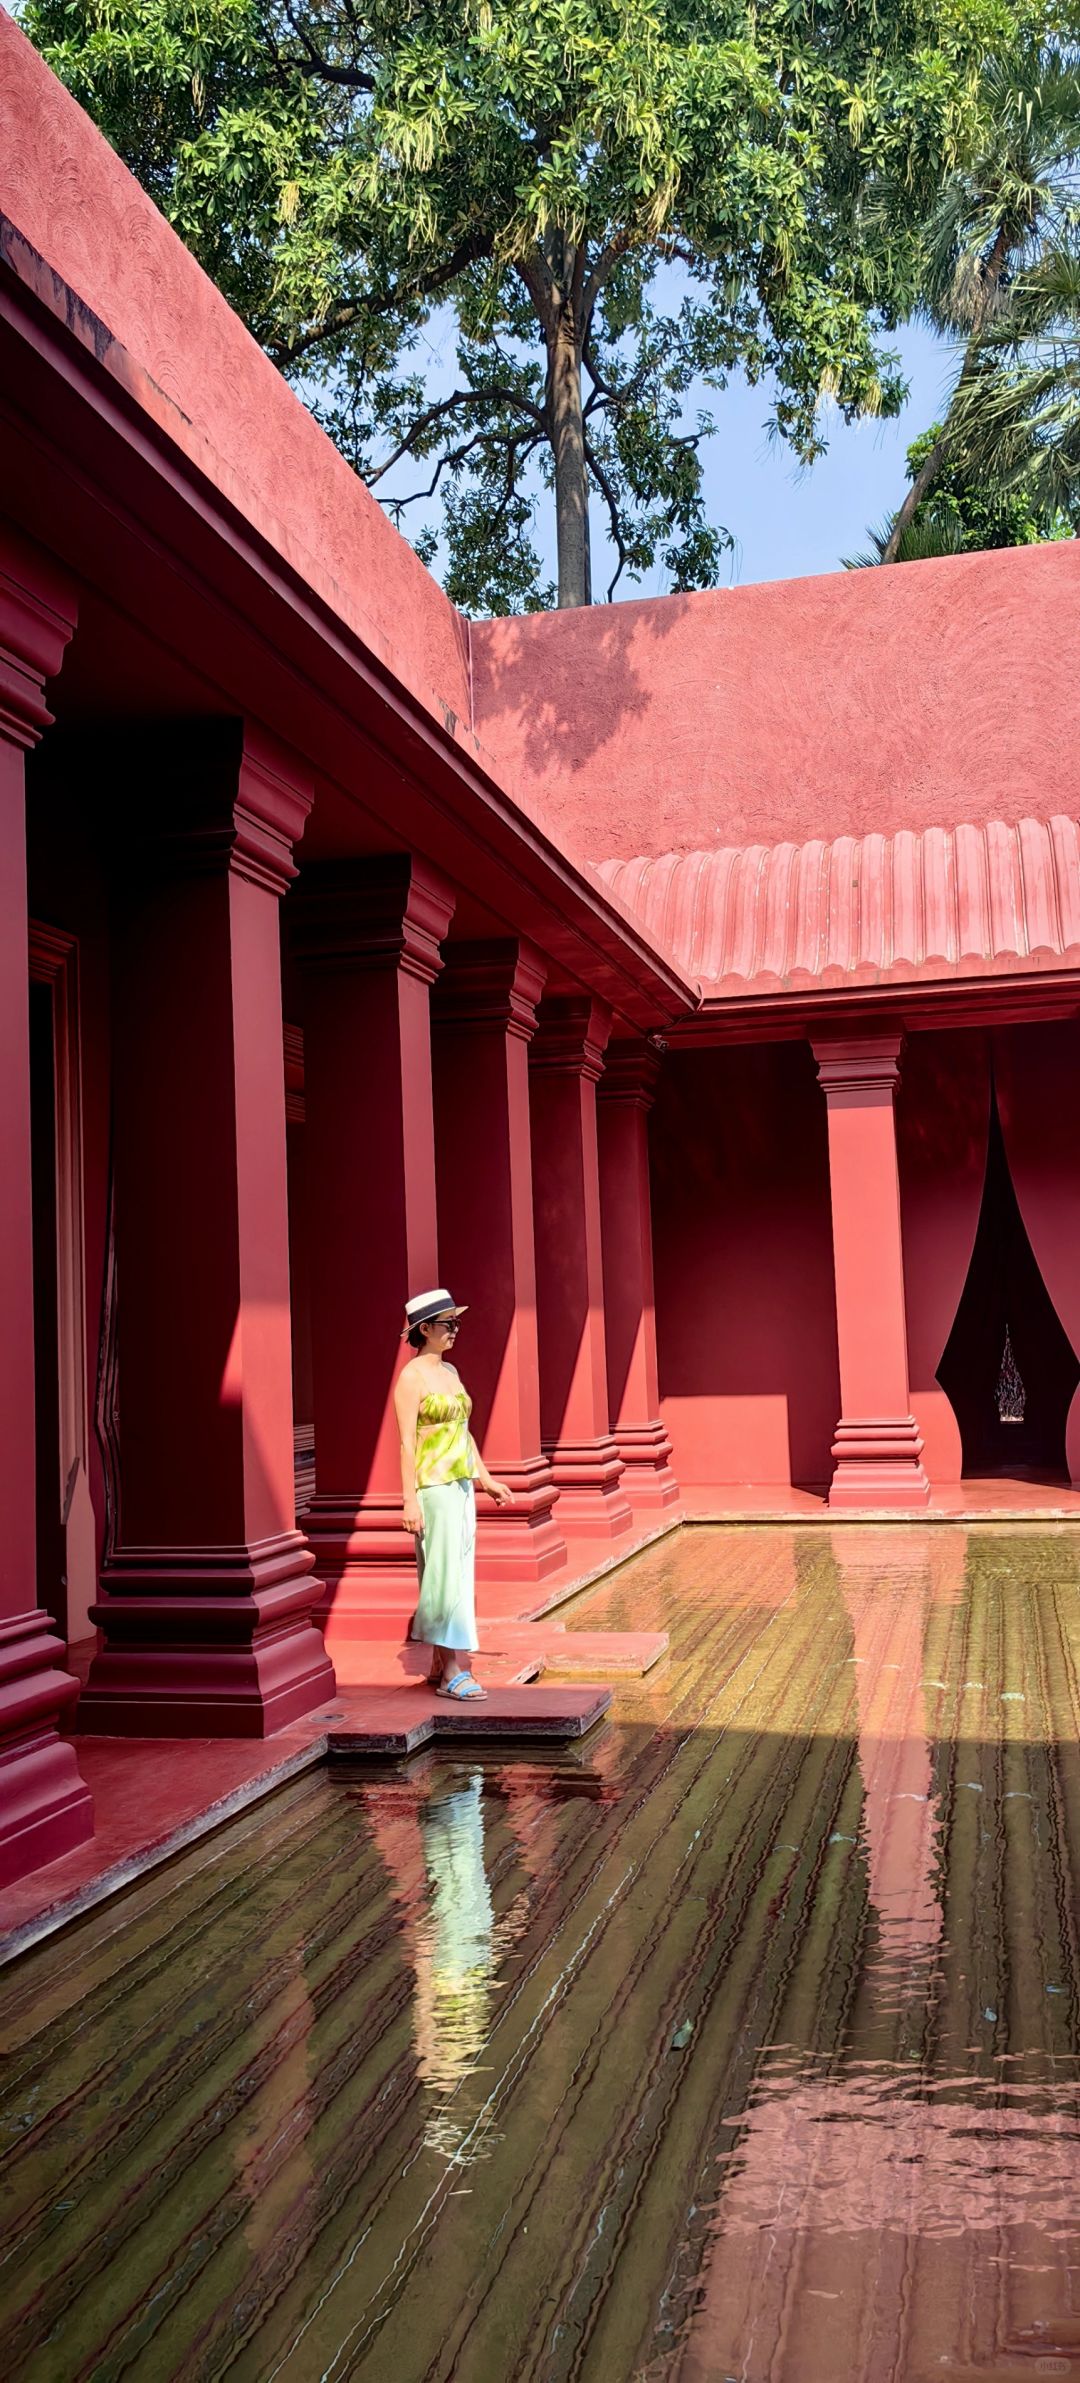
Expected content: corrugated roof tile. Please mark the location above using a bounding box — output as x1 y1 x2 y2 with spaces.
596 817 1080 998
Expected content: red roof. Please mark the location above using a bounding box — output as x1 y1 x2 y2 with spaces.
597 817 1080 999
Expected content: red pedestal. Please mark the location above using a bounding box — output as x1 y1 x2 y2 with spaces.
294 858 454 1645
0 531 93 1879
814 1034 930 1510
598 1043 681 1519
80 725 335 1735
433 943 567 1584
529 998 633 1543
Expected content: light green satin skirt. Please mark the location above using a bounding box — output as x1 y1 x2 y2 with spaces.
410 1478 478 1651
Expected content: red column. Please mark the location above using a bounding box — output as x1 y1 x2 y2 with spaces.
598 1042 681 1519
432 942 566 1585
529 997 633 1544
293 858 454 1646
814 1033 930 1510
0 532 94 1882
80 724 335 1734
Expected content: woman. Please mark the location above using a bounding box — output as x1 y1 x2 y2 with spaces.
395 1288 513 1701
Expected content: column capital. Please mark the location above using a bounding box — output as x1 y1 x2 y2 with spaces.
292 855 455 985
530 994 612 1084
0 531 77 751
813 1030 904 1106
117 722 312 896
434 939 547 1040
597 1038 662 1109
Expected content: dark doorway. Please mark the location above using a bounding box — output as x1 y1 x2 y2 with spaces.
937 1079 1080 1480
30 978 66 1634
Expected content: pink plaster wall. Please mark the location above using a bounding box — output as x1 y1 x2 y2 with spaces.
7 10 1078 883
0 11 471 740
650 1044 840 1488
472 544 1080 863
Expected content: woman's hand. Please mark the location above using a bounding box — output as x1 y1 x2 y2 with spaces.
486 1479 514 1509
402 1497 424 1537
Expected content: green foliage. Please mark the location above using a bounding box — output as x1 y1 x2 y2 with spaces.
25 0 1066 610
843 411 1077 562
858 35 1080 563
947 239 1080 514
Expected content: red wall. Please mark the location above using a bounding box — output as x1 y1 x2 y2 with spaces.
0 12 471 742
472 542 1080 866
650 1043 840 1488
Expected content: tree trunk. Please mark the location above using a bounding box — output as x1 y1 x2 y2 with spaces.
880 221 1012 566
879 431 951 562
550 318 591 607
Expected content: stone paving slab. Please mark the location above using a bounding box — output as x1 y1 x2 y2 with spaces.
327 1681 611 1757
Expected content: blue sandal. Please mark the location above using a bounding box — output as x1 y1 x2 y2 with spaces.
436 1670 487 1701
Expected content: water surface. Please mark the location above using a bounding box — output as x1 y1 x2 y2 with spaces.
2 1526 1079 2379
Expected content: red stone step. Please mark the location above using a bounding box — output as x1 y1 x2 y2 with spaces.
325 1681 612 1758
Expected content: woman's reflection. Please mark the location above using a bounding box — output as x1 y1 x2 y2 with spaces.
414 1771 498 2158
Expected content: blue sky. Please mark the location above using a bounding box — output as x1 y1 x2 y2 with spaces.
378 311 962 600
688 319 957 587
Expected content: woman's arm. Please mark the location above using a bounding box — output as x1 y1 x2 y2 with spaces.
393 1366 424 1536
471 1439 514 1508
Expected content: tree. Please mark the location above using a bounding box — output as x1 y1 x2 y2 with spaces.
25 0 1057 611
873 41 1080 564
946 238 1080 517
843 411 1077 564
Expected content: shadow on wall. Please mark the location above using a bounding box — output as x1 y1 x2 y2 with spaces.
650 1042 840 1488
468 596 691 842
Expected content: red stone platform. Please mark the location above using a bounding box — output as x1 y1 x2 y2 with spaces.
0 1600 672 1964
681 1478 1080 1521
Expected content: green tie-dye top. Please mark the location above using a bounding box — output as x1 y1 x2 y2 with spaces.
415 1379 476 1488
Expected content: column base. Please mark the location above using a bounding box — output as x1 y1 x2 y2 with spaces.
302 1493 420 1646
475 1455 567 1584
827 1419 931 1511
79 1533 334 1737
0 1611 94 1888
543 1435 635 1542
613 1421 683 1517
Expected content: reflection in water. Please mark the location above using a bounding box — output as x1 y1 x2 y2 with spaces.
2 1526 1080 2383
672 1532 1080 2383
413 1773 498 2158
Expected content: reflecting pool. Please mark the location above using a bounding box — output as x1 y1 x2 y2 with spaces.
2 1525 1080 2380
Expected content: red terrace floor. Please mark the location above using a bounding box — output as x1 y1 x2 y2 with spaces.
683 1478 1080 1521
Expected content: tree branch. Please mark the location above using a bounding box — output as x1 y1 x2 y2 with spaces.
581 328 654 418
366 385 545 484
266 229 495 370
517 252 557 341
581 228 633 327
583 433 628 601
380 427 541 514
879 215 1013 563
276 5 375 90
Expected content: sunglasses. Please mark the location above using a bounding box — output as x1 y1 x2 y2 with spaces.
435 1316 461 1334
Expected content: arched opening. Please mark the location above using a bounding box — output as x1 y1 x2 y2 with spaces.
937 1078 1080 1481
